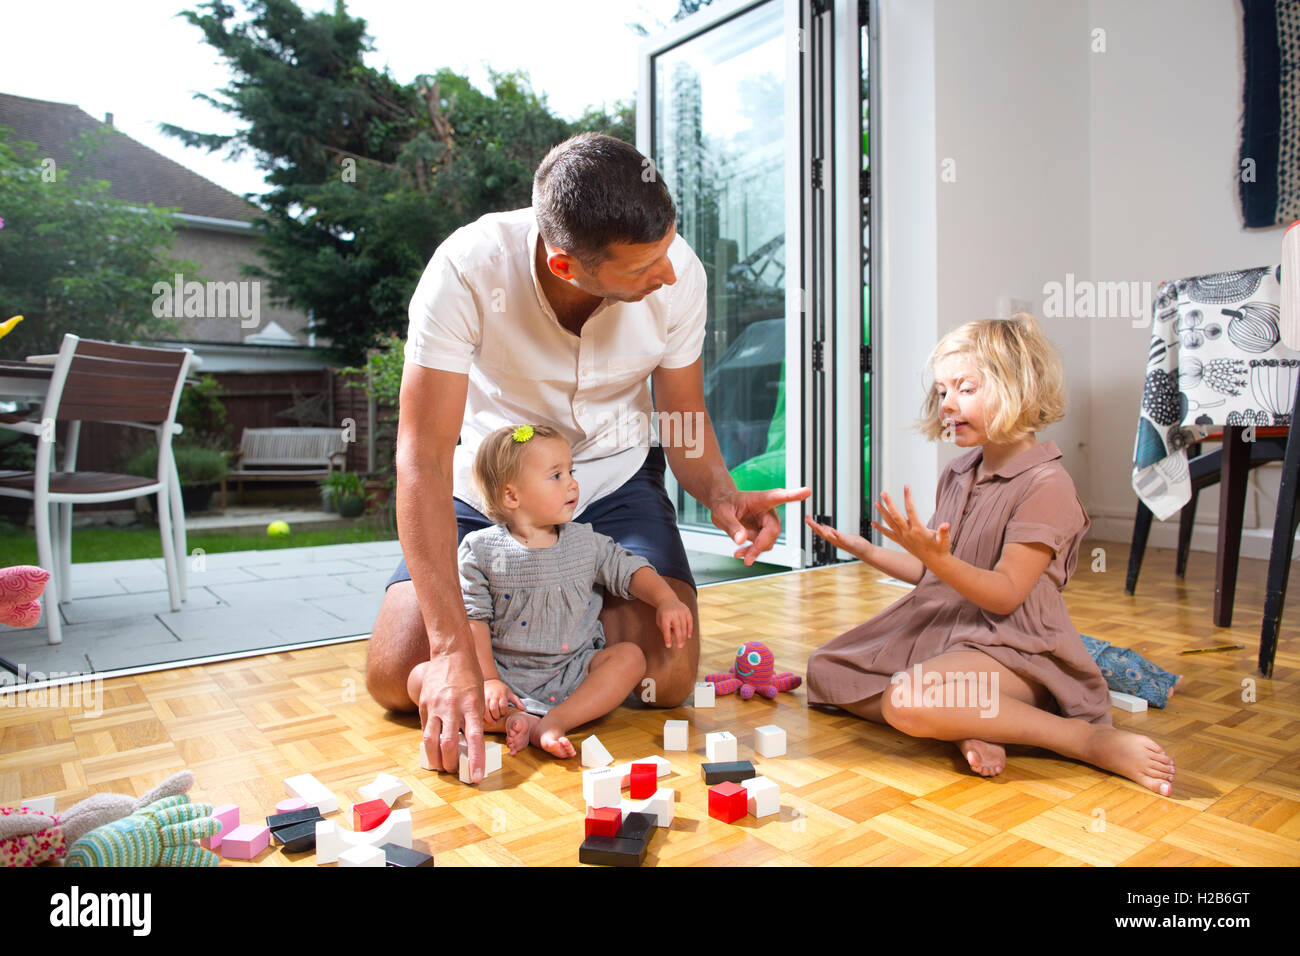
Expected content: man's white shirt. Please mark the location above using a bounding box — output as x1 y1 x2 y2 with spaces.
404 207 708 518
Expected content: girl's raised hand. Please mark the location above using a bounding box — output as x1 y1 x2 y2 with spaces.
804 516 872 562
872 486 952 566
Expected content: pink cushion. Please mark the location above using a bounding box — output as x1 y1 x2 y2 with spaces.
0 599 41 628
0 566 49 604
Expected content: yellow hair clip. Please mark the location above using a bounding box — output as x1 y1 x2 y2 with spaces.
511 424 534 443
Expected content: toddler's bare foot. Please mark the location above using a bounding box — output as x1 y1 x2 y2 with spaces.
956 738 1005 777
1086 726 1175 796
504 711 537 755
531 715 576 759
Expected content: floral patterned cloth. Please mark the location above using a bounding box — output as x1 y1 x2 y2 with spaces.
1132 265 1296 520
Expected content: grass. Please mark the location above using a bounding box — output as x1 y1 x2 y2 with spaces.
0 522 397 565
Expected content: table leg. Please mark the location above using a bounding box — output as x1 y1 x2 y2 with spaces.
1214 426 1251 627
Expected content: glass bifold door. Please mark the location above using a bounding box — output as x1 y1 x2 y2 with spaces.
638 0 868 568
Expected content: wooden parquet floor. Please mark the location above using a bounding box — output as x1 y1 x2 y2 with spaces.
2 538 1297 867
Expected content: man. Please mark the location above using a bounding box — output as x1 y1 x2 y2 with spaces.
365 132 808 781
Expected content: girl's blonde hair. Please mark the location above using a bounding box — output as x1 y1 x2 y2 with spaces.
917 312 1066 444
472 424 565 524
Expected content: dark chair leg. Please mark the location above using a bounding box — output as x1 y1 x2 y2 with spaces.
1125 501 1154 595
1214 426 1251 627
1176 490 1198 579
1260 397 1300 676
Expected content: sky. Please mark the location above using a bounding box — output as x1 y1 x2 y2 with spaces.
1 0 684 200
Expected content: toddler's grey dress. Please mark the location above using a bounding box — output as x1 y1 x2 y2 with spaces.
459 522 651 713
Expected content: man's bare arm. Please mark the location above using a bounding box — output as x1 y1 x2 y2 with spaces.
395 363 488 779
651 359 737 511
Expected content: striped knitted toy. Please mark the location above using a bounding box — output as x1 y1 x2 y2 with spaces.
706 641 802 700
65 795 221 867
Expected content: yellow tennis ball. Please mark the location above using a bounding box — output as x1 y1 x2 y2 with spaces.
267 520 291 537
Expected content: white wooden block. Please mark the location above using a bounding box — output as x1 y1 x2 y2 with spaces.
583 767 623 808
457 740 504 783
621 787 674 827
693 682 715 708
284 773 338 814
359 772 410 807
705 731 737 763
20 797 55 814
315 808 412 865
582 734 613 767
755 724 787 758
338 844 386 867
663 719 689 751
1110 691 1148 713
742 776 780 818
418 741 435 771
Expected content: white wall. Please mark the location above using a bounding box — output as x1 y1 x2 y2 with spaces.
877 0 942 518
933 0 1092 486
878 0 1293 558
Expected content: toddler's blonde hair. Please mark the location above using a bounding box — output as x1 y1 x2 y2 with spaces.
917 312 1066 444
472 424 566 525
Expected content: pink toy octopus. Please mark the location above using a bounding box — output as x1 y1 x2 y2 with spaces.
706 641 802 700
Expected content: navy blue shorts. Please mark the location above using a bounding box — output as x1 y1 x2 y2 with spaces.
385 445 696 592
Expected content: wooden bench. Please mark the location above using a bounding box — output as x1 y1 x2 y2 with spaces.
220 427 348 507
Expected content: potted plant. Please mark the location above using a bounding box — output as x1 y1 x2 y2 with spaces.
126 444 229 513
321 471 366 518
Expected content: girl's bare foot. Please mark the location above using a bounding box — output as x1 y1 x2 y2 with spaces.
1168 675 1184 699
956 738 1006 777
531 715 576 759
1086 726 1175 796
504 711 538 755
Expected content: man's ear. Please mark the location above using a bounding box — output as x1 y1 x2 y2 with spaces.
547 251 577 281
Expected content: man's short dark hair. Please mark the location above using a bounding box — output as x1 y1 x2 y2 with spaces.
532 132 677 271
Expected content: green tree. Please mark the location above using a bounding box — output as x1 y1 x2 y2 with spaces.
162 0 636 366
0 127 191 359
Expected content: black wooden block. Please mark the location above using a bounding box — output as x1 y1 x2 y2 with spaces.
701 760 756 785
382 843 433 867
274 820 319 852
266 807 324 831
579 835 647 867
616 811 656 846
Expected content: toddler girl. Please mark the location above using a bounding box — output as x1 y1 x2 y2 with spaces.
805 314 1175 796
432 423 692 759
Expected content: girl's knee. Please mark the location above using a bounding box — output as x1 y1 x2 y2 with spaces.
880 683 930 737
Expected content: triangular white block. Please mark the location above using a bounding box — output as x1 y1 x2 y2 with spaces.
581 734 613 768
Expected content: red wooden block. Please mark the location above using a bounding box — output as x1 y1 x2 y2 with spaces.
629 762 657 800
353 798 391 832
585 806 623 838
708 782 747 824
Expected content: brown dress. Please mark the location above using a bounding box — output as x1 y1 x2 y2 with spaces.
806 440 1112 726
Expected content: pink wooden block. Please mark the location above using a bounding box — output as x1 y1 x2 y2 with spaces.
202 803 240 851
221 824 270 860
276 798 309 813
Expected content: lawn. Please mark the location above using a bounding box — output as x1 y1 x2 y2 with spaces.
0 522 397 565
